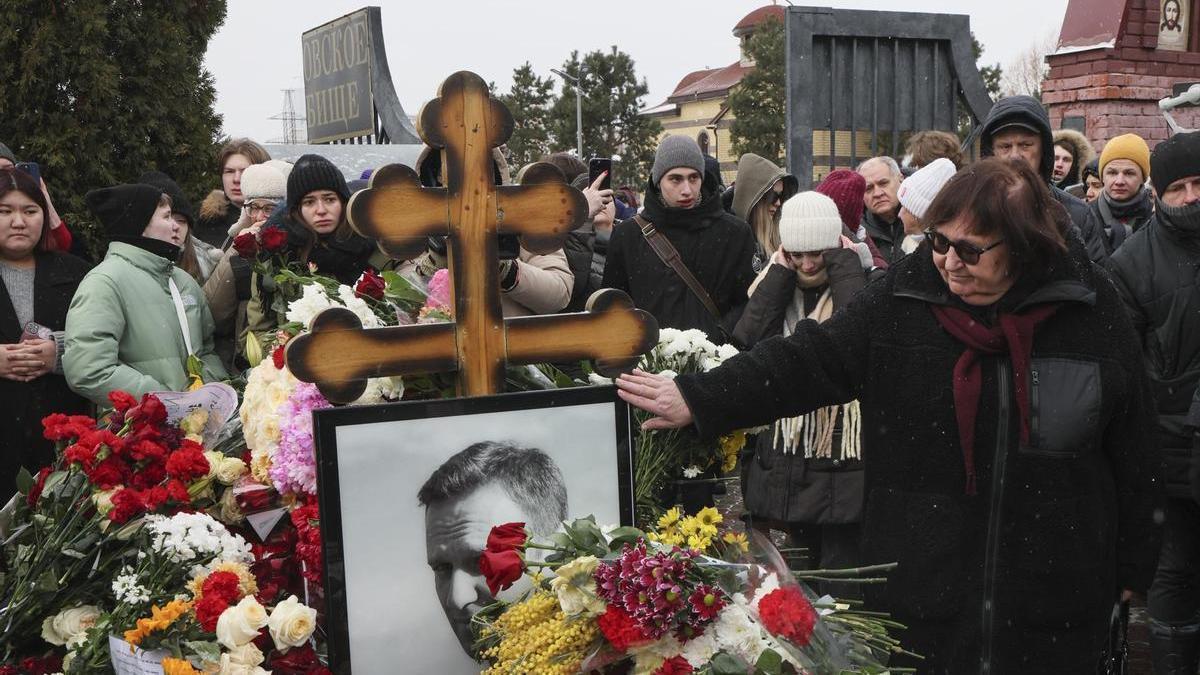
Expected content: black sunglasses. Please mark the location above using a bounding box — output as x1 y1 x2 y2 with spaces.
764 190 783 206
924 229 1005 265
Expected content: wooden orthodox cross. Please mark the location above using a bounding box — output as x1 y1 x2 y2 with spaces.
285 71 658 403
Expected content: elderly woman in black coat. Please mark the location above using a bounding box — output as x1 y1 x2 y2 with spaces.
617 158 1163 673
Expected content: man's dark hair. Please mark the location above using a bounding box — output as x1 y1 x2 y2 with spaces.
538 152 588 184
417 441 568 534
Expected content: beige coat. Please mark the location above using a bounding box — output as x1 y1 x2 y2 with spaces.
397 246 574 317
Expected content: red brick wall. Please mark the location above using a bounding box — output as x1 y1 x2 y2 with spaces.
1044 0 1200 150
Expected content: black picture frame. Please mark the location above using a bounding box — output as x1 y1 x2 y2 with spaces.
313 386 633 674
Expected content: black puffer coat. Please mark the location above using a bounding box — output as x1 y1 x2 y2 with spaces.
1110 210 1200 500
603 172 756 343
675 244 1162 673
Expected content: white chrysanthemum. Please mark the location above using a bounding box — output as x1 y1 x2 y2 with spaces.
714 604 766 664
716 343 739 362
112 566 150 605
682 465 702 479
145 512 252 567
587 372 614 386
748 573 783 615
680 630 719 667
285 284 336 329
354 376 404 405
336 286 382 328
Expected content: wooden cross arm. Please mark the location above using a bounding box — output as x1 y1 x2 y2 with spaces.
416 70 513 153
505 289 659 376
285 307 456 404
495 183 588 255
347 163 449 260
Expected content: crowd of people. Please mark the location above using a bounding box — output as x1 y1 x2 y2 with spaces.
0 89 1197 672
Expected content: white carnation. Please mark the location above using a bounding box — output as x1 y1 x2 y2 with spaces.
336 286 382 328
284 284 335 330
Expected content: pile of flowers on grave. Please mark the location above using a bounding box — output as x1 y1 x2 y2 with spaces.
474 508 907 674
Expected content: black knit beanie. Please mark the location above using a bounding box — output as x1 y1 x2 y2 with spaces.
286 154 349 212
85 184 165 240
138 171 196 226
1151 131 1200 193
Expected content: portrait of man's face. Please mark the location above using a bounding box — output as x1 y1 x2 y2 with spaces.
1165 0 1182 29
424 482 539 657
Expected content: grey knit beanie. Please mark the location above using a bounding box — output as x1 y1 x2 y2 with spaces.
0 142 14 165
651 135 706 185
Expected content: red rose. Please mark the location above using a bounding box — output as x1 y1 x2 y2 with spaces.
478 548 523 596
757 586 818 647
165 445 209 481
654 656 693 675
260 226 288 253
233 231 259 258
27 467 51 507
272 345 286 370
354 268 386 301
0 665 17 675
237 483 278 512
485 522 527 553
268 644 321 674
108 390 138 415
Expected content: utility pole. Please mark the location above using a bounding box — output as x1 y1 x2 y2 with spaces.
269 89 306 144
551 68 583 157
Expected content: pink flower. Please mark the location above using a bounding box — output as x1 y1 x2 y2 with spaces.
425 268 452 310
268 383 331 496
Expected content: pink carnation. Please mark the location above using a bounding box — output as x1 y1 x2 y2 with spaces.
425 268 452 310
268 382 331 496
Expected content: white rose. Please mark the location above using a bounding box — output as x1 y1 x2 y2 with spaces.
219 664 269 675
219 642 265 672
42 605 101 647
215 596 268 650
205 452 248 485
268 595 318 651
40 615 65 646
218 488 245 524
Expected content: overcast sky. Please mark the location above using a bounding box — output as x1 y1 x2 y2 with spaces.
204 0 1070 142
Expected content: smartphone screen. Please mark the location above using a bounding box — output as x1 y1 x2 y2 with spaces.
15 162 40 183
588 157 613 190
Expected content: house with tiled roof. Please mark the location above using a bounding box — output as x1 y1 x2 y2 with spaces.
642 5 785 184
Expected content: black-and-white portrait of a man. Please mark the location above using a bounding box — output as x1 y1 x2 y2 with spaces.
314 389 631 674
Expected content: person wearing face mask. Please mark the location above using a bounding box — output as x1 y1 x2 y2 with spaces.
0 168 90 502
615 158 1162 673
731 192 872 591
1090 133 1153 254
727 153 798 273
1109 131 1200 674
64 183 227 406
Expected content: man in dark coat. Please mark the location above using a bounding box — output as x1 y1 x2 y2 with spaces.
979 95 1110 264
855 156 905 264
603 135 756 342
1110 131 1200 673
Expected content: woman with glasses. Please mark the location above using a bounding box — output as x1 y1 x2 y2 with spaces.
728 153 798 272
616 157 1162 672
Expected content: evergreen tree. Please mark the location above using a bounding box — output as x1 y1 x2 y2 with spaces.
548 47 661 188
0 1 227 256
728 17 786 164
499 63 555 172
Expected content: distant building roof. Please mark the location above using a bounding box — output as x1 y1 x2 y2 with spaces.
734 4 785 37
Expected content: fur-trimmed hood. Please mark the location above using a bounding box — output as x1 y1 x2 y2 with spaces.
1053 129 1095 187
199 189 232 221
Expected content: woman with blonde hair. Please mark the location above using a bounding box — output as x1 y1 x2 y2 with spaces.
729 153 798 272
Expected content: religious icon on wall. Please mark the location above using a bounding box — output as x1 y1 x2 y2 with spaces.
1160 0 1190 51
313 387 633 674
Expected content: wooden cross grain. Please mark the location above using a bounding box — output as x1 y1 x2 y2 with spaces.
285 71 658 403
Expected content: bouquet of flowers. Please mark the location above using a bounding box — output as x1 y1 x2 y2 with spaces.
474 510 910 674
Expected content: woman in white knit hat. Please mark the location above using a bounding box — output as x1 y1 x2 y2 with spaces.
895 157 957 257
731 191 876 590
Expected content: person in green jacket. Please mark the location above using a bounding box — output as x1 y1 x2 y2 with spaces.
64 183 227 406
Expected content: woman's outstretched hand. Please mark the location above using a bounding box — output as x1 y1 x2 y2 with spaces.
615 369 695 430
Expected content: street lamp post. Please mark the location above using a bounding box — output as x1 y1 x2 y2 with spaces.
551 68 583 158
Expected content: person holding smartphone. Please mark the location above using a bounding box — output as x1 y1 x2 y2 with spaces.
0 167 91 502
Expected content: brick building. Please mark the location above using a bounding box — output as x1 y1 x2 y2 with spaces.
1044 0 1200 150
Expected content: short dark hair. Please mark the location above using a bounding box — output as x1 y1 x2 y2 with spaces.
538 152 588 184
923 158 1068 273
906 131 963 170
417 441 568 535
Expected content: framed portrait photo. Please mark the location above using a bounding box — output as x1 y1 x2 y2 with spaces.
313 386 633 674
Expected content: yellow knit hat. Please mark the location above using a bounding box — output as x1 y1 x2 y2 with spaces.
1099 133 1151 180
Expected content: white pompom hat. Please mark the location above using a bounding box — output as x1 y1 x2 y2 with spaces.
897 157 957 220
778 191 843 253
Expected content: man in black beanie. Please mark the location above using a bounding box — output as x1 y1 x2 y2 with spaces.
63 183 226 405
1109 130 1200 674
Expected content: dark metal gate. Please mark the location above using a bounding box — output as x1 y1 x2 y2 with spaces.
784 7 995 187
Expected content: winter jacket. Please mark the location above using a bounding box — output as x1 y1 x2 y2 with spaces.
733 249 868 525
1089 187 1153 255
674 242 1162 672
979 95 1110 265
1110 210 1200 500
603 172 757 343
1052 128 1095 189
395 246 574 318
203 248 254 372
64 242 228 406
0 252 91 503
564 224 599 313
196 189 239 248
860 210 904 265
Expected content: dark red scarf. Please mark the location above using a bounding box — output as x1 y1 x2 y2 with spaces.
930 303 1060 495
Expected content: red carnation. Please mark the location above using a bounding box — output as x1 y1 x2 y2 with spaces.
354 268 386 301
478 548 523 596
108 390 138 416
108 488 146 524
758 586 818 647
165 478 191 503
63 441 98 468
260 226 288 253
128 439 169 462
27 466 52 507
128 395 167 427
196 569 243 631
142 485 169 511
233 231 259 258
165 445 209 481
654 656 693 675
485 522 527 553
128 461 166 490
272 345 286 370
597 605 652 651
86 456 129 490
268 644 322 673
